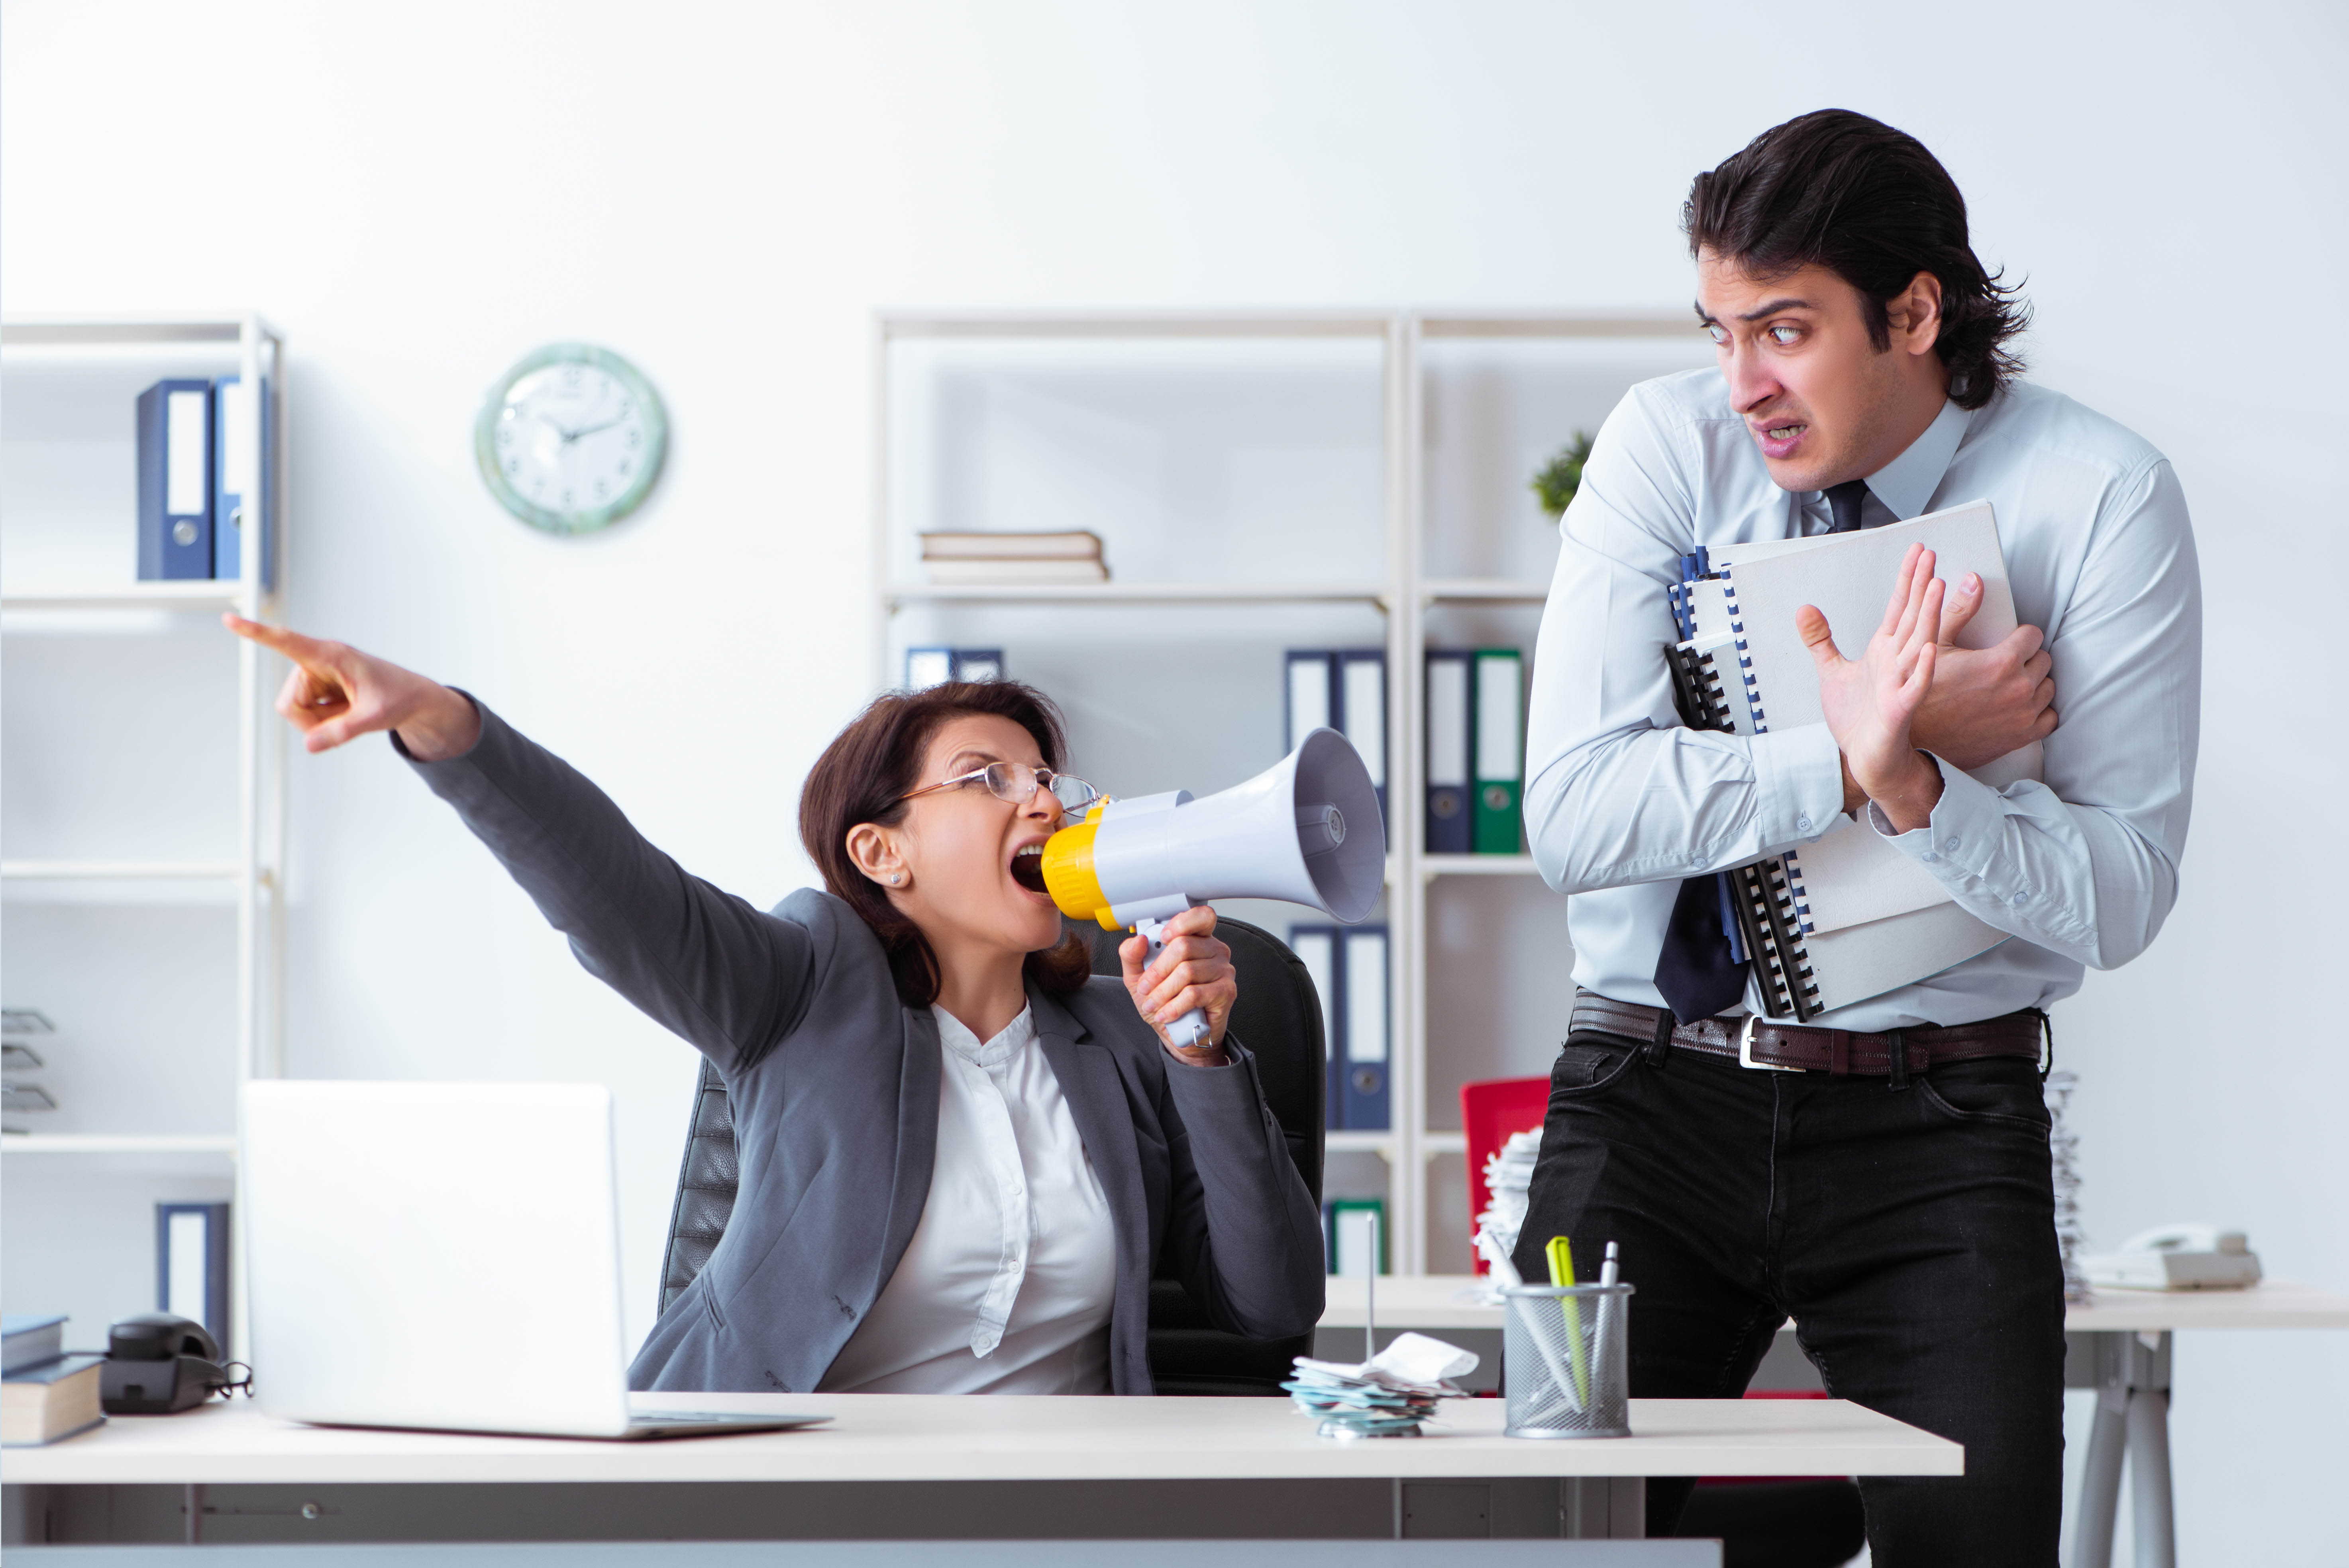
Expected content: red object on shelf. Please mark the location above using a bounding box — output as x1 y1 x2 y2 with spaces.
1459 1076 1549 1274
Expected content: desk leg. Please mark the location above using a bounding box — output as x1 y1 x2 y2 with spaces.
2068 1328 2176 1568
2074 1384 2126 1568
2125 1349 2175 1568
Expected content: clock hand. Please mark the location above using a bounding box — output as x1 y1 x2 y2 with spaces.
563 415 627 442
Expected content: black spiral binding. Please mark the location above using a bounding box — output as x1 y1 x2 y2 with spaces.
1666 637 1823 1023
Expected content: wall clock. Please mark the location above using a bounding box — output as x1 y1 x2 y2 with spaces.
474 343 667 535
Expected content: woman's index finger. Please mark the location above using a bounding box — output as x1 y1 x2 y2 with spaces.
221 613 340 673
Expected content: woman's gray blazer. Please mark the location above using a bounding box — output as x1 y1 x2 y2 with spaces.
402 701 1326 1395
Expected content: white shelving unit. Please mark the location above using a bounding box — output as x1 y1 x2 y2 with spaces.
872 309 1700 1273
0 316 289 1350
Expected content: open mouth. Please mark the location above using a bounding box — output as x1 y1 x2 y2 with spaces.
1010 843 1048 894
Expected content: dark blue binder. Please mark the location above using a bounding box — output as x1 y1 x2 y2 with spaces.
1339 924 1391 1131
1425 650 1473 854
1288 924 1344 1134
136 380 215 580
212 375 275 589
1336 649 1389 847
155 1201 230 1343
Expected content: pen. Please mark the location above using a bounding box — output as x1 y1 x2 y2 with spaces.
1544 1235 1592 1409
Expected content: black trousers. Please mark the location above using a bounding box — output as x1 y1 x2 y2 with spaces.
1511 1027 2067 1565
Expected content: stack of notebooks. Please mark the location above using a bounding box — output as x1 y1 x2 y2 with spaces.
1666 501 2042 1019
1285 1332 1478 1438
919 530 1107 585
3 1315 104 1447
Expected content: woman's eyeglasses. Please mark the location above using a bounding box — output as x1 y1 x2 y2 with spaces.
899 761 1098 815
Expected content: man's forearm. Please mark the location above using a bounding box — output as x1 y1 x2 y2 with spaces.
1840 750 1946 829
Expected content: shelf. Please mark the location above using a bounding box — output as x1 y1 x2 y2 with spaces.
1419 1130 1468 1156
2 317 281 348
1418 311 1698 340
1422 578 1550 604
1422 854 1541 879
881 311 1393 340
886 581 1390 608
0 1133 237 1156
1326 1130 1396 1156
2 860 254 882
1 583 250 614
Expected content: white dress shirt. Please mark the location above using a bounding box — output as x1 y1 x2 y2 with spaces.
1525 372 2201 1030
817 1004 1117 1394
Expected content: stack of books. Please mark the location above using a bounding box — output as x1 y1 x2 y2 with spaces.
3 1315 104 1447
920 530 1107 585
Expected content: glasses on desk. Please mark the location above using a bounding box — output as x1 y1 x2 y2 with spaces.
899 762 1098 816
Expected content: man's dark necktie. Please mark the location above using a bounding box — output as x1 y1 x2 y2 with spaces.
1652 478 1874 1023
1824 477 1870 533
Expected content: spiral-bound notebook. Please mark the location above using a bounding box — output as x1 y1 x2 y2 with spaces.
1666 501 2037 1018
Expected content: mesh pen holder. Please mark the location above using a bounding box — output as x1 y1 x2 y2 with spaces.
1502 1283 1634 1438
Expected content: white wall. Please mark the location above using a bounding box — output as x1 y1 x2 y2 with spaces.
4 1 2343 1559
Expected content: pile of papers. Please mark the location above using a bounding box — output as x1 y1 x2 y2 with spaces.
1464 1128 1542 1302
1285 1332 1478 1439
1476 1128 1540 1252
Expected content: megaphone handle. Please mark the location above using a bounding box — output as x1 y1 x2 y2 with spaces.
1132 913 1213 1051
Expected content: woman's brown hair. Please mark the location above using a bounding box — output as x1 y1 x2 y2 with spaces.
799 680 1094 1009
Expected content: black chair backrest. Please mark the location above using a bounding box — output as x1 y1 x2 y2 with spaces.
658 916 1325 1395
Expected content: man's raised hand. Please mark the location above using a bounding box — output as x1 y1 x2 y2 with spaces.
222 615 481 761
1796 543 1947 833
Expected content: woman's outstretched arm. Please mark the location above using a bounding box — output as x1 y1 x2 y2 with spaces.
226 616 816 1075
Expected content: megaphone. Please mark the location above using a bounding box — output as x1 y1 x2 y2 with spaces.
1012 728 1385 1049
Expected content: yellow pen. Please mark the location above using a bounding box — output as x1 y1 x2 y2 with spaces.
1544 1235 1592 1409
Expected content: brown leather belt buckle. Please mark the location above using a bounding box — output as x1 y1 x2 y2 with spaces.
1736 1015 1800 1072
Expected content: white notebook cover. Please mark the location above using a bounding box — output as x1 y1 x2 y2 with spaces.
1714 501 2041 937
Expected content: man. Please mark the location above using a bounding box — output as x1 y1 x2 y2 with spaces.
1513 109 2199 1562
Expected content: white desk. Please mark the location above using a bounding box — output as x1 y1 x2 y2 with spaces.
1320 1276 2349 1568
2 1392 1957 1547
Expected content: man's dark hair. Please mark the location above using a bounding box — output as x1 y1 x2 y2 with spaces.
1684 110 2027 410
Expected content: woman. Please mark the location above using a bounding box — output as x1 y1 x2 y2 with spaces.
226 615 1324 1396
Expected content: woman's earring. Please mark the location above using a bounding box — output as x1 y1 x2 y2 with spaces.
888 873 903 886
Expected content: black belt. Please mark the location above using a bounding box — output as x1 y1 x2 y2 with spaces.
1570 991 2046 1078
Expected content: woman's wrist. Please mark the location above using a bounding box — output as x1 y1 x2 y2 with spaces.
395 685 484 762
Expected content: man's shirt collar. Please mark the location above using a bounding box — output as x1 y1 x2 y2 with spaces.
1857 397 1971 520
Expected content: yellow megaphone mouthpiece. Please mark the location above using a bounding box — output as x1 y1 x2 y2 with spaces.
1009 729 1385 1048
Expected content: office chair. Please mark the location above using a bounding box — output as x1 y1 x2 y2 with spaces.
658 916 1326 1396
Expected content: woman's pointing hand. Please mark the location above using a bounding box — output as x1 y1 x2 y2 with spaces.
222 614 481 760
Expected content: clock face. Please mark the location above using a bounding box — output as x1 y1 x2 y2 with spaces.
473 344 667 534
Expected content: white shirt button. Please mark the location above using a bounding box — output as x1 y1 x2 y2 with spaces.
1689 852 1706 868
1943 835 1962 852
2012 891 2030 906
1922 852 1939 864
1796 815 1812 833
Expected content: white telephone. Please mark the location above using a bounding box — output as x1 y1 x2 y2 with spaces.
2083 1223 2263 1291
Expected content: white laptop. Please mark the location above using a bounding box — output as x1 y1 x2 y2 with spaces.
242 1079 830 1441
